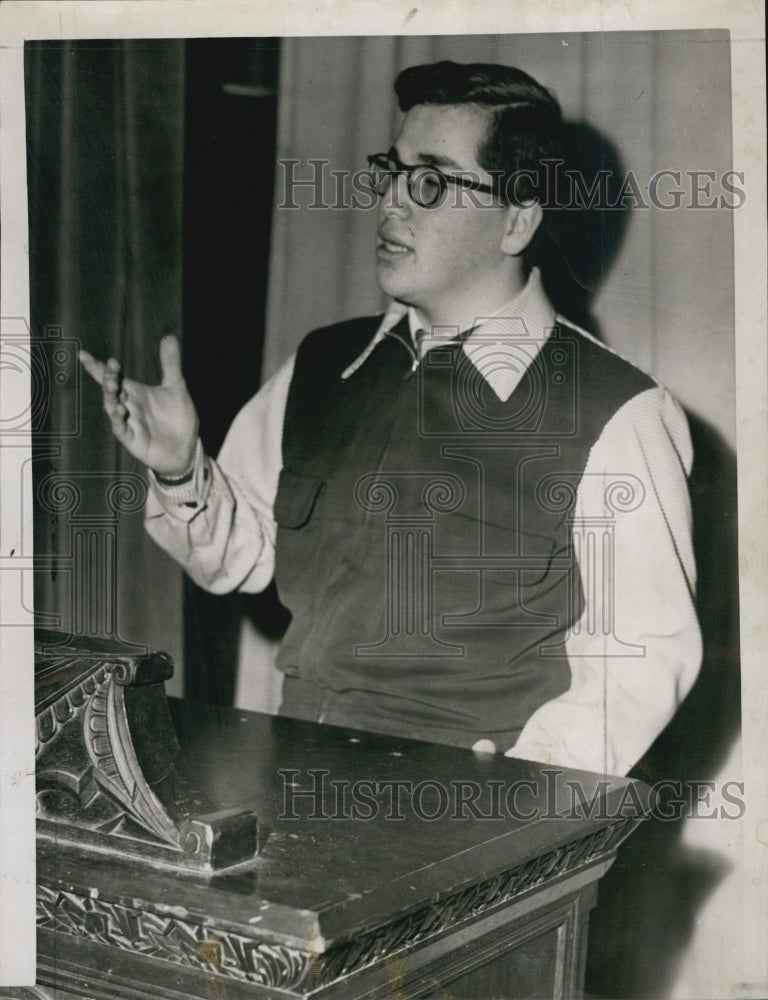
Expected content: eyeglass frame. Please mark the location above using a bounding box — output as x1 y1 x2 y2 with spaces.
366 148 500 208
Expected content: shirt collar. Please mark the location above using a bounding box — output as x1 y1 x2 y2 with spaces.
341 267 558 401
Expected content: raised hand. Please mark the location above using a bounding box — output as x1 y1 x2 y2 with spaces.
79 336 199 477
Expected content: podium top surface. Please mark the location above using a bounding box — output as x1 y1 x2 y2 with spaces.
39 697 648 952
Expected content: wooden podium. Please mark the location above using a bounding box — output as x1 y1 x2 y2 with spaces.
32 634 649 1000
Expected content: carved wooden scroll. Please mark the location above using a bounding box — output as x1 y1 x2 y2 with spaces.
35 631 260 872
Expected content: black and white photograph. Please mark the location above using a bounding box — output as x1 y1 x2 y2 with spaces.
0 2 765 998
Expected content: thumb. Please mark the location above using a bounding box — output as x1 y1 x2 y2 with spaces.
159 335 184 387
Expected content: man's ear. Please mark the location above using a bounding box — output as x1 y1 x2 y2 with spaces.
500 200 543 256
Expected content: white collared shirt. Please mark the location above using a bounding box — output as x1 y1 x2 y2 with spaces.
145 269 701 776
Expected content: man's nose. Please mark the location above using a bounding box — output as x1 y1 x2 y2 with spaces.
380 173 413 219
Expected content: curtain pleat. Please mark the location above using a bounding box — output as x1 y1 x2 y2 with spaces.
28 40 187 690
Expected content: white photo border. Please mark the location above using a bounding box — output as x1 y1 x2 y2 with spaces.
0 0 765 993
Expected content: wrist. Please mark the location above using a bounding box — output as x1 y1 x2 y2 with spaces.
151 438 198 484
153 466 194 487
149 440 210 512
150 438 202 488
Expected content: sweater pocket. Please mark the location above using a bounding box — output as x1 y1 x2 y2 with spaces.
273 469 326 615
273 469 325 528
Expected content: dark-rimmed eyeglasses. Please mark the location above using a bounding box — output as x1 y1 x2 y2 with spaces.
366 149 498 208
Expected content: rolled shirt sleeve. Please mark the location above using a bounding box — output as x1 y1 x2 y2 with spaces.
506 386 702 776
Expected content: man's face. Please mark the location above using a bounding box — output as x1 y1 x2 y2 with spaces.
375 103 514 329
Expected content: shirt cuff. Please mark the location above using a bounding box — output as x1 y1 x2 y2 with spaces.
149 439 211 516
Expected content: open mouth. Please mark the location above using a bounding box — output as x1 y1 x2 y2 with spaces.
378 238 412 256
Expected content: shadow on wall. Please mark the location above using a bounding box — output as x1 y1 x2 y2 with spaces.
531 121 630 337
585 416 741 999
529 125 742 996
529 121 742 998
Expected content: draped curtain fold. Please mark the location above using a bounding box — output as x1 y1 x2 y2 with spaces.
27 39 186 690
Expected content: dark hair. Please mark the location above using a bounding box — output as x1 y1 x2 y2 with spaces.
394 61 563 205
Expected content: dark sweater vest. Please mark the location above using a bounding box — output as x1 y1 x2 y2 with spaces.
274 314 654 749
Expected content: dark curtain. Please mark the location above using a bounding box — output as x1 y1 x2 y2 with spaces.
179 38 285 706
26 39 187 681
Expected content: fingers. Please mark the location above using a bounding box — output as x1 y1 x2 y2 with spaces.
78 350 106 384
79 350 136 448
98 358 128 430
103 357 121 396
472 739 497 755
159 335 183 387
81 339 184 393
102 358 122 413
79 351 122 402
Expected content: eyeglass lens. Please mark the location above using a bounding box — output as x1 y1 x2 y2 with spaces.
369 155 446 207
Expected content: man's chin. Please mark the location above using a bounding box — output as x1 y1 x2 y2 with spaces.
376 268 414 303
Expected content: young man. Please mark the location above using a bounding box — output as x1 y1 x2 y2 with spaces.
80 62 701 776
